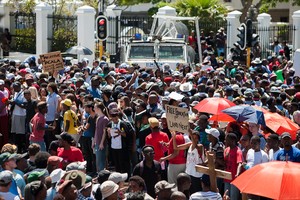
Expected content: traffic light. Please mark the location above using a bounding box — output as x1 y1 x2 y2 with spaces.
234 23 247 50
251 33 259 47
96 16 108 41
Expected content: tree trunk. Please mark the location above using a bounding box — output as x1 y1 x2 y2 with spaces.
240 0 253 22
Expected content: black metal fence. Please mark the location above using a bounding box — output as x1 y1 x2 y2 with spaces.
47 14 77 52
9 12 36 54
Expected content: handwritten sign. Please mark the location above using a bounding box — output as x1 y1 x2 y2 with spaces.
40 51 64 72
166 105 189 134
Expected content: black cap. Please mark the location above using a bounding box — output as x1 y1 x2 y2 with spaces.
97 170 111 184
55 133 74 144
281 132 291 139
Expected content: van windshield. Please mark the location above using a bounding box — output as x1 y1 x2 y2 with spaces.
129 45 154 59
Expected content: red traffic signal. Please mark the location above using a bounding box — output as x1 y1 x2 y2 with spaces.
96 16 108 41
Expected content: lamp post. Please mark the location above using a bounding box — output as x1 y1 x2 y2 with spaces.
112 5 122 62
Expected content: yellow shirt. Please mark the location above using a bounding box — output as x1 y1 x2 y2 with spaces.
63 110 78 134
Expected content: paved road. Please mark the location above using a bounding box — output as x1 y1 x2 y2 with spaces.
2 52 36 62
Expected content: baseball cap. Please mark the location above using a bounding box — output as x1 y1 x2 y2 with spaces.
55 133 74 144
47 156 63 166
27 170 46 183
0 170 13 185
154 180 175 193
61 99 72 107
97 170 111 184
205 128 220 139
108 172 128 184
281 132 291 139
50 168 66 184
148 117 159 128
0 152 17 165
66 161 87 171
190 101 199 107
100 180 119 199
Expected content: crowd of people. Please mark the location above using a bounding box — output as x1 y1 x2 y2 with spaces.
0 33 298 200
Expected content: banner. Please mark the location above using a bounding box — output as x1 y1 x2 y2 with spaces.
166 105 190 134
40 51 64 72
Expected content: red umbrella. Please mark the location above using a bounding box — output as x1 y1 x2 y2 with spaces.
264 112 299 140
208 113 235 122
232 161 300 200
194 97 235 115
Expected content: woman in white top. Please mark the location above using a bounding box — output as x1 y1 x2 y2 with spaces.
172 129 205 194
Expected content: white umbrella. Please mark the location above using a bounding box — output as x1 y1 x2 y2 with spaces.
65 45 93 55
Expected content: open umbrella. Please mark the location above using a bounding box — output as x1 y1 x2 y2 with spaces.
264 112 299 140
222 105 265 126
65 45 93 55
194 97 235 115
232 161 300 200
208 113 235 122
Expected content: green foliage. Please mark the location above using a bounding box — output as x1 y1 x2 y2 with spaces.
260 0 300 12
13 28 36 53
147 2 169 16
51 27 77 52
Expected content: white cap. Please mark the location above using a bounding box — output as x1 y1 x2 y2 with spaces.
50 169 65 184
0 80 4 85
108 172 128 184
205 128 220 139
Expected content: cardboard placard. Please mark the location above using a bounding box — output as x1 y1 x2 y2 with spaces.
40 51 64 72
166 105 189 134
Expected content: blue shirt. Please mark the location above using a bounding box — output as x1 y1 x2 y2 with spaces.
276 146 300 162
46 92 60 121
87 86 101 99
83 114 97 138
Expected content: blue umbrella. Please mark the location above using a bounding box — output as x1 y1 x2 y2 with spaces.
222 105 266 126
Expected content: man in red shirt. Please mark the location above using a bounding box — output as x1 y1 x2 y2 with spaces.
224 133 243 200
30 102 55 152
160 131 186 184
145 117 169 162
56 133 84 170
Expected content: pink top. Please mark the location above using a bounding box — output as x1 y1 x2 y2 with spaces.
30 112 46 142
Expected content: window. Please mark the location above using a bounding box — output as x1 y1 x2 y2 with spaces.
129 46 154 59
159 46 184 60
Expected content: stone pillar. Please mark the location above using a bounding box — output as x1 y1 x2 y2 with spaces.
226 10 242 59
0 3 11 31
106 4 122 56
35 3 53 56
293 10 300 52
76 5 96 64
257 13 271 58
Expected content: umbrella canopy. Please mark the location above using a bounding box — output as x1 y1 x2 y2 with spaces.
222 105 265 126
232 161 300 200
264 112 299 140
65 45 93 55
194 97 235 115
208 113 235 122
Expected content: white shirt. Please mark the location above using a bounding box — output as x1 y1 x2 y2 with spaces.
269 148 282 161
189 191 222 200
185 145 204 177
12 91 27 116
246 149 269 169
111 121 122 149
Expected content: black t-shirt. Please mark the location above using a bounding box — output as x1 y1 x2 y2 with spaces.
25 100 37 123
133 160 161 198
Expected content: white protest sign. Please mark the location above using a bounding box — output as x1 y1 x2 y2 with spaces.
40 51 64 73
166 105 190 134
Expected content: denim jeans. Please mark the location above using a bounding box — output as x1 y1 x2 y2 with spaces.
224 182 241 200
95 145 106 171
30 140 46 152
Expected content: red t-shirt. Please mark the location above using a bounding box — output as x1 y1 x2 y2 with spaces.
57 146 84 168
30 112 46 142
224 146 243 183
145 131 169 161
168 134 186 164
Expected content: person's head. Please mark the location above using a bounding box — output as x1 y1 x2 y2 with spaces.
34 151 51 169
206 128 220 143
250 135 261 151
170 191 186 200
155 180 175 200
61 99 72 111
240 134 250 149
56 133 74 148
200 174 211 191
142 145 155 162
267 134 280 150
248 123 260 135
148 94 158 106
108 172 128 188
148 117 160 131
37 101 48 114
0 152 17 171
24 180 47 200
0 170 13 190
176 173 191 192
24 89 32 101
281 132 293 150
27 170 46 184
1 143 17 154
190 130 200 144
94 102 109 116
16 153 29 172
12 82 21 92
126 192 145 200
28 143 41 158
110 108 120 123
47 82 58 94
47 156 63 173
198 115 209 130
48 140 59 156
57 180 78 200
128 176 146 193
225 133 238 147
84 101 95 114
100 180 119 200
